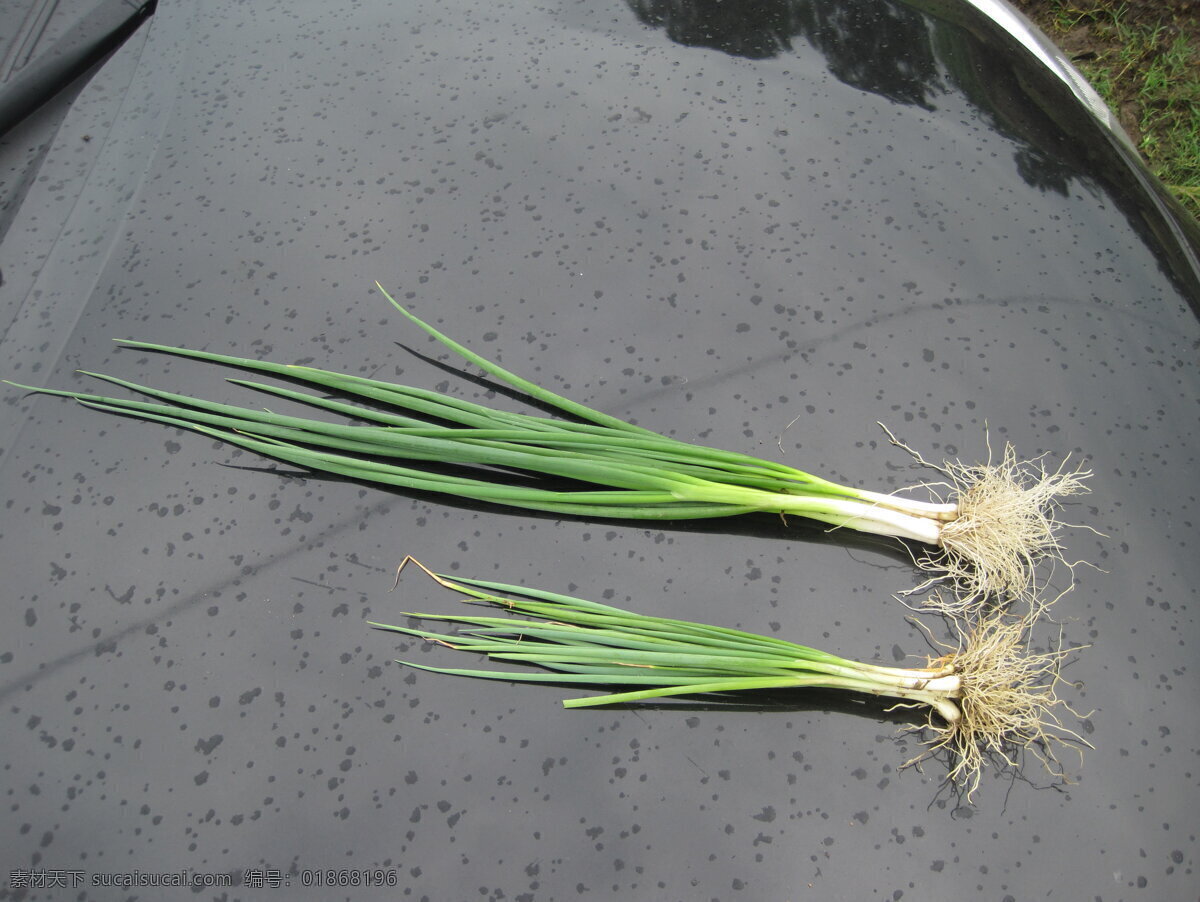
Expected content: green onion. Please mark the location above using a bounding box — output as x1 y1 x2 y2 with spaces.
5 283 1090 606
376 557 1086 799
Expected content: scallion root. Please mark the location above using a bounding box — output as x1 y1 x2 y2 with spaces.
910 608 1090 800
879 426 1092 610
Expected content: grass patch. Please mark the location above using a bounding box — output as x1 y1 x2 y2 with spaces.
1013 1 1200 221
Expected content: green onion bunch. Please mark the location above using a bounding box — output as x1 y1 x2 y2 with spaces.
376 558 1086 798
7 284 1089 607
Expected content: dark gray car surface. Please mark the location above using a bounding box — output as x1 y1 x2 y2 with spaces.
2 1 1198 899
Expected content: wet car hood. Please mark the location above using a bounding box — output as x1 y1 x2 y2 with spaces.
2 0 1198 898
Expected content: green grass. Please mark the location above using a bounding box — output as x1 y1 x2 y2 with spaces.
1015 1 1200 221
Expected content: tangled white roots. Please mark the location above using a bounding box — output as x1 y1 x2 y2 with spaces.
889 432 1092 611
909 612 1090 801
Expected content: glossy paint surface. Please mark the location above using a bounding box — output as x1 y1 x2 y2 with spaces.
1 1 1197 899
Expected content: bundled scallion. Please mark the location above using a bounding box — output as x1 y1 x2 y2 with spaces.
375 558 1086 798
6 284 1089 606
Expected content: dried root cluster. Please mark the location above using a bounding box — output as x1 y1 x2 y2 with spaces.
910 610 1090 800
938 446 1090 603
882 428 1092 613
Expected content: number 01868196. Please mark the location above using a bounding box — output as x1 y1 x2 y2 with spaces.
300 869 398 888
